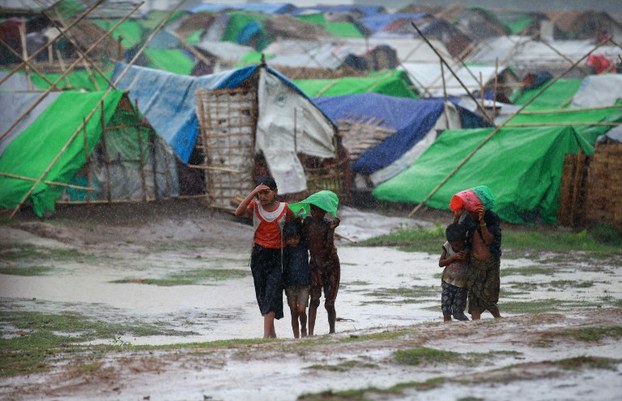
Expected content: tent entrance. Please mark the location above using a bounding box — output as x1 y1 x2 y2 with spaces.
195 87 258 210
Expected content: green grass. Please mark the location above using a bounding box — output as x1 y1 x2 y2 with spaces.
0 310 187 376
362 285 438 303
500 265 554 277
360 226 622 257
500 299 592 313
306 360 378 372
111 268 250 286
0 265 53 276
558 326 622 342
394 346 462 366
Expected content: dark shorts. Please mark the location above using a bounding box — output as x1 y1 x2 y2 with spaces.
441 280 468 319
309 253 340 307
250 244 284 319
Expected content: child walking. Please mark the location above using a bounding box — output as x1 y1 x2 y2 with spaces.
282 220 311 338
235 176 294 338
438 223 470 322
289 190 341 335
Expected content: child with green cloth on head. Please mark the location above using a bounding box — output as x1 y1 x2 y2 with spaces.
289 190 340 335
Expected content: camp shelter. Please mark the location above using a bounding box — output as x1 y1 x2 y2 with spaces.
314 94 485 187
402 62 519 98
192 39 255 74
294 12 365 38
0 90 178 217
505 106 622 147
294 70 417 98
510 78 582 111
571 75 622 108
372 125 595 225
111 62 341 209
258 39 397 71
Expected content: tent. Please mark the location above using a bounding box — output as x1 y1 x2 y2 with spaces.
294 70 417 98
314 94 486 186
372 126 595 224
0 90 178 217
112 62 340 206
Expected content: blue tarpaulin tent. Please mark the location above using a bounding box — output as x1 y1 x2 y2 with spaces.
313 93 485 185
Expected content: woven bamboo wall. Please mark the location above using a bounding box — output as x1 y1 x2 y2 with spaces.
584 143 622 231
559 143 622 231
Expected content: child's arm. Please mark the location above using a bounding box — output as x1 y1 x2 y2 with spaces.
234 184 269 217
439 250 468 267
326 217 340 247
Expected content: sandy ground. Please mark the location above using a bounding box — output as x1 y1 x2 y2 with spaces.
0 200 621 401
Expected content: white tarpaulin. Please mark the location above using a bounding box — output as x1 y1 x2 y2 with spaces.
571 75 622 108
256 69 336 194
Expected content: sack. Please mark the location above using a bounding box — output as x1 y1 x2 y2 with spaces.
449 185 495 213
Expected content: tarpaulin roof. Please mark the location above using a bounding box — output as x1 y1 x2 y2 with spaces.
295 13 364 38
28 68 114 92
111 63 259 163
195 40 255 62
142 48 195 75
511 78 582 110
401 62 515 97
293 5 386 17
506 106 622 146
189 3 297 15
92 19 145 48
294 70 417 99
360 13 431 34
314 94 445 175
0 90 124 216
571 75 622 108
112 62 337 195
372 126 595 225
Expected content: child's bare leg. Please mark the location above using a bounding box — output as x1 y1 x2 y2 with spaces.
297 304 307 337
443 313 452 322
289 304 300 338
325 302 336 334
488 305 502 318
308 298 320 336
470 309 481 320
263 311 276 338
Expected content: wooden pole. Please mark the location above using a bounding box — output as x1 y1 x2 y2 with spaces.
0 171 95 191
0 38 59 90
0 0 106 86
410 21 495 125
0 5 143 142
408 36 613 218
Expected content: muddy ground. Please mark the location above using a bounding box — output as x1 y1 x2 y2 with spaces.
0 200 621 401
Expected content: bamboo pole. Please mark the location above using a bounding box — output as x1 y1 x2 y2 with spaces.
0 38 59 90
505 122 620 127
136 114 148 201
111 1 186 87
54 49 72 87
0 0 106 86
408 36 612 218
518 104 622 115
0 172 95 191
410 21 495 125
99 102 112 203
37 0 114 88
0 4 143 142
8 3 185 218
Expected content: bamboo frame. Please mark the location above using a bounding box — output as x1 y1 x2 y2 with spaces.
408 36 613 218
0 2 143 141
0 0 106 86
411 21 495 125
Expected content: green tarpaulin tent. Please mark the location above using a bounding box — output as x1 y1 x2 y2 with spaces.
372 126 595 224
294 70 418 98
511 79 582 110
0 90 179 217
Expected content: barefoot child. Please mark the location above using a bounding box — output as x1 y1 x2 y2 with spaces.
235 176 294 338
290 190 340 335
282 220 311 338
439 223 469 322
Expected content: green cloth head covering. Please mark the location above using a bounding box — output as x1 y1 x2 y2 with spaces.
288 190 339 218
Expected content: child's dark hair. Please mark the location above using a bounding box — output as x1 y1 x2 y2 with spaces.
283 220 301 240
445 223 466 242
257 175 277 190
